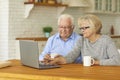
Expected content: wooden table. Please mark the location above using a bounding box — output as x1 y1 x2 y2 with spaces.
0 60 120 80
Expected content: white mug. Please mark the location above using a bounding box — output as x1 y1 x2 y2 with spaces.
83 56 95 66
50 53 58 59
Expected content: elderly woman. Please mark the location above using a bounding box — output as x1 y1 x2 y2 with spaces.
44 14 120 66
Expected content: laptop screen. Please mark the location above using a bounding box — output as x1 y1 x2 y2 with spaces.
19 40 40 68
19 40 61 69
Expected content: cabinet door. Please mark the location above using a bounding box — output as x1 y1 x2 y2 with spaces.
116 0 120 13
86 0 120 14
86 0 102 13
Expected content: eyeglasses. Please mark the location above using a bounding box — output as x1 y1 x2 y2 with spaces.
59 25 73 29
79 26 90 31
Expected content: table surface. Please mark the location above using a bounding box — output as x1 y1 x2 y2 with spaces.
0 60 120 80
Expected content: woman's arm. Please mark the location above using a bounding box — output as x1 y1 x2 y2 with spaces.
65 38 82 63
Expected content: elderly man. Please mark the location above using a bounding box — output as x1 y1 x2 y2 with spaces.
39 14 82 63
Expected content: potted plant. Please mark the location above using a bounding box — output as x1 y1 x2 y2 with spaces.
43 26 53 37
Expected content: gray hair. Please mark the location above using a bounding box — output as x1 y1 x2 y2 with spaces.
58 14 74 25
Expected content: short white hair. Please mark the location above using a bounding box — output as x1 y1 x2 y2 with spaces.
58 14 74 25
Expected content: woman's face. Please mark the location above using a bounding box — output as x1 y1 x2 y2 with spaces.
79 20 96 38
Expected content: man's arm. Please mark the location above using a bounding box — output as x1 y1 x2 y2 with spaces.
39 37 53 61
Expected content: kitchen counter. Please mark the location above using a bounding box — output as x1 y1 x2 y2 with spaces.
111 35 120 38
16 35 120 41
16 37 48 41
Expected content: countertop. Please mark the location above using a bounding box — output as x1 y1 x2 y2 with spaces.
16 35 120 41
111 35 120 38
16 37 48 41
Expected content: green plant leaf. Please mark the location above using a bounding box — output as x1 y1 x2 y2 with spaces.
43 26 53 33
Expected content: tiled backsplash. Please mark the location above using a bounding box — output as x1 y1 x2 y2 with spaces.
0 0 120 59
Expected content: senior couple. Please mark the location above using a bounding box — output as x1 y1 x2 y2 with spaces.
39 14 120 66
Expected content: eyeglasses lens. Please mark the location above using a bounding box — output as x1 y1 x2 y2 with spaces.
79 26 90 30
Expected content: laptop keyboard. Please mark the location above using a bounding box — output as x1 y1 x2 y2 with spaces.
39 64 60 69
39 62 60 69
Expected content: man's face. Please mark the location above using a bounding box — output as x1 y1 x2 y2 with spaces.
58 18 74 39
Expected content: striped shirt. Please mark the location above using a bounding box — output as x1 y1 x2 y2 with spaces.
65 35 120 65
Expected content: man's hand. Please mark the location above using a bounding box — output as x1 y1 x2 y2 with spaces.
42 54 66 65
43 54 53 64
48 55 67 65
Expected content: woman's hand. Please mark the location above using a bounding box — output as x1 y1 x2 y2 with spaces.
94 60 100 65
43 55 66 65
49 55 67 65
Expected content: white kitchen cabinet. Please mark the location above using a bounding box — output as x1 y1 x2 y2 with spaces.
24 0 120 18
86 0 120 14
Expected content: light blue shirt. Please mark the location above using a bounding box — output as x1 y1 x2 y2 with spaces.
39 32 81 62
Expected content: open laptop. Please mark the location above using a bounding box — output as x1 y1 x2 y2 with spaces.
19 40 60 69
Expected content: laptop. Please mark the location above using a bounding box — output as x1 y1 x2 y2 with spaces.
19 40 60 69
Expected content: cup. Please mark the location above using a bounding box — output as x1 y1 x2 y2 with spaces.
83 56 94 67
50 53 58 59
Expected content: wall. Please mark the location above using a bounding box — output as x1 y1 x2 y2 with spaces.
0 0 9 60
8 0 120 59
9 0 59 59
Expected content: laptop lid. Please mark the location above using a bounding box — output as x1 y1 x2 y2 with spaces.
19 40 40 69
19 40 61 69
